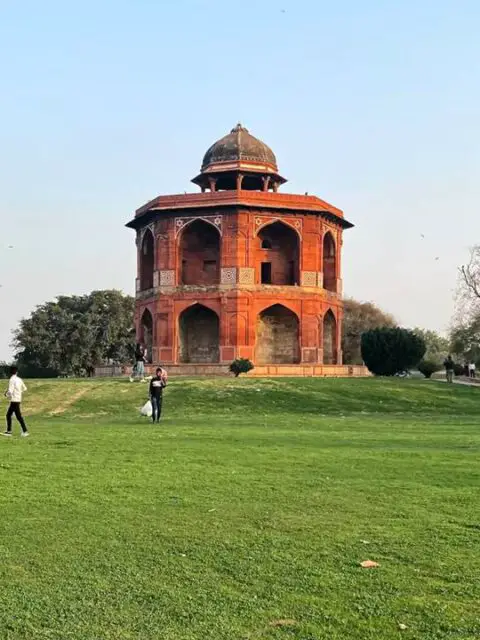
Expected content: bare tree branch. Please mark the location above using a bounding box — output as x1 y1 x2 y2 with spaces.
460 247 480 299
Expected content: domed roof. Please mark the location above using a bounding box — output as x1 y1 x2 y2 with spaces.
201 124 278 171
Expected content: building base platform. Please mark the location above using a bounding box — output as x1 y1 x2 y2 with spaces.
95 364 370 378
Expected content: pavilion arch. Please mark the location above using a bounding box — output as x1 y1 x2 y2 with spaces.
323 232 337 292
140 308 153 363
256 221 300 286
140 229 155 291
256 304 300 364
179 219 221 286
178 303 220 363
322 309 337 364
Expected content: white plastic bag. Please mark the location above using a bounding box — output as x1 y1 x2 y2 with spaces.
140 400 152 417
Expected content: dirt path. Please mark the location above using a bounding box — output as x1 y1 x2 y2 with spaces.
49 387 90 415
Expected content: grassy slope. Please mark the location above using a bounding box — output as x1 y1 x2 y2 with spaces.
0 377 478 640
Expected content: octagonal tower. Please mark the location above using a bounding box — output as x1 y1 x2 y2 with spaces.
126 124 354 374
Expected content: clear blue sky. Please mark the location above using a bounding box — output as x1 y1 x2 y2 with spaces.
1 0 479 359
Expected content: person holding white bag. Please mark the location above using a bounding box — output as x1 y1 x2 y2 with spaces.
149 367 168 423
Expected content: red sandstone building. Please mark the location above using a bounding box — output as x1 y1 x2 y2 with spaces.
126 125 354 374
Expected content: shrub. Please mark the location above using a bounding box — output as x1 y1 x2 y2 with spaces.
361 327 426 376
418 359 441 379
229 358 254 378
453 363 465 377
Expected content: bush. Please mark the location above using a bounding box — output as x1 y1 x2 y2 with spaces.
229 358 254 378
361 327 426 376
453 363 465 377
418 359 441 379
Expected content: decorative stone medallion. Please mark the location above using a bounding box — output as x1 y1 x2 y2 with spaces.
221 267 237 285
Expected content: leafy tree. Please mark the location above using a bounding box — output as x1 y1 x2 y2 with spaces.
449 313 480 365
342 298 396 364
361 327 426 376
413 328 449 363
13 290 135 377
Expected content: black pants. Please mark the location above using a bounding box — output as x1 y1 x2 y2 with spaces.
151 394 163 423
6 402 28 433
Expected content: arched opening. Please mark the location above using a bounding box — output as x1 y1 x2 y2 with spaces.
140 309 153 363
257 222 299 286
256 304 300 364
179 304 220 363
140 230 154 291
179 220 221 286
323 310 337 364
323 233 337 292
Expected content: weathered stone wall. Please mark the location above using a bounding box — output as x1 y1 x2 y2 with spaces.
323 311 336 364
179 305 220 363
140 230 155 290
256 223 299 285
323 232 337 292
256 305 300 364
180 221 220 286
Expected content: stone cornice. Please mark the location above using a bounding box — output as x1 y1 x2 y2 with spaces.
127 191 352 230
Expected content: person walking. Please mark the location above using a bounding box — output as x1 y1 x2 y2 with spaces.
469 361 476 379
3 366 29 437
130 342 147 382
149 366 168 423
444 355 455 384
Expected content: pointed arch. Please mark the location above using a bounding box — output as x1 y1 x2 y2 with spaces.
179 219 221 285
256 221 300 285
322 309 337 364
140 229 155 291
256 304 300 364
140 308 153 363
323 232 337 292
178 304 220 363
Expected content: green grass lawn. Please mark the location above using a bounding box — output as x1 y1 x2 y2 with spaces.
0 377 479 639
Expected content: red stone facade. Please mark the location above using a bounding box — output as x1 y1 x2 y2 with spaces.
127 126 353 369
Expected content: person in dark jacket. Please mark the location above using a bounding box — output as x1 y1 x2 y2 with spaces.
149 367 168 423
130 343 147 382
444 355 454 383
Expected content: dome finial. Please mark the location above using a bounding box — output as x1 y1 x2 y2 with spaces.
231 122 247 133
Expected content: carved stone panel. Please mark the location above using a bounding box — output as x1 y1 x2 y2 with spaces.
301 271 317 287
159 270 175 286
238 267 255 285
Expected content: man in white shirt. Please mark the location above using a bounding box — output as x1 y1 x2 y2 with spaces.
3 366 29 437
468 361 476 379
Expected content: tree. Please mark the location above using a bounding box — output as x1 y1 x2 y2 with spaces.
13 290 135 377
449 314 480 364
460 246 480 305
361 327 426 376
342 298 396 365
412 328 449 363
